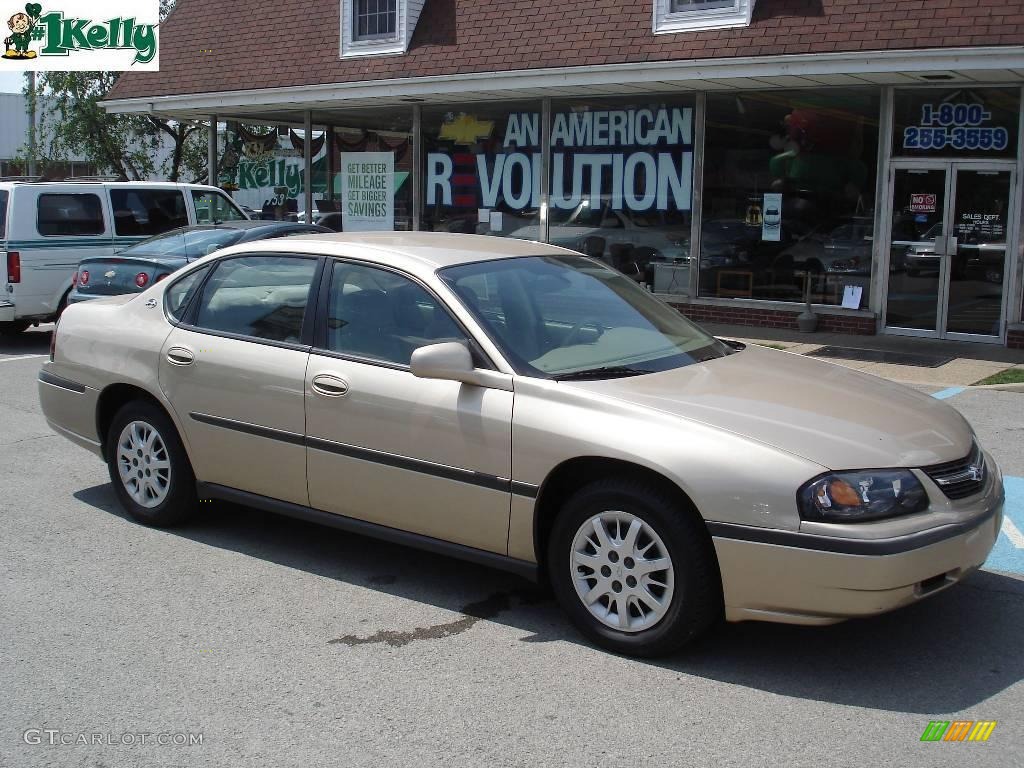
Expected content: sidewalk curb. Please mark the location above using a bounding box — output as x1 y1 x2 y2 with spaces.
971 382 1024 393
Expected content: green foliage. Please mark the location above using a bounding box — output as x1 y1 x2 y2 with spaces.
24 1 207 182
973 367 1024 386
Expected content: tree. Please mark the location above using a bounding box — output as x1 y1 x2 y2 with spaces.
26 0 207 182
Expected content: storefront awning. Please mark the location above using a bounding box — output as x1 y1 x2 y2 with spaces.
102 46 1024 124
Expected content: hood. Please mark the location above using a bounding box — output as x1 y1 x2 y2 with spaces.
569 344 972 470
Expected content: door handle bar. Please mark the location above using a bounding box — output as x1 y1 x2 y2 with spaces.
311 374 349 397
166 347 195 366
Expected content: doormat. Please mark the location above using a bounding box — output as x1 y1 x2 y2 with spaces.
807 346 954 368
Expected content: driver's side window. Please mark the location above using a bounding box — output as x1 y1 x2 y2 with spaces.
324 262 466 366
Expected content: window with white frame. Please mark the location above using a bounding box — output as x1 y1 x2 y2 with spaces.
342 0 421 58
671 0 738 11
654 0 754 34
354 0 397 40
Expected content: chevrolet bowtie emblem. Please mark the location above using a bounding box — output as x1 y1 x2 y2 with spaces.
104 270 116 278
438 114 495 145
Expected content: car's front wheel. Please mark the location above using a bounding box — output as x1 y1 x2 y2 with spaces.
106 400 197 527
548 478 722 657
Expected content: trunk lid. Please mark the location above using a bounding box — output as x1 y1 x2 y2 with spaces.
76 256 185 297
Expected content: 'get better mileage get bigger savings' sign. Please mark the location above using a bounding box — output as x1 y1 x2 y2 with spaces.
340 152 395 232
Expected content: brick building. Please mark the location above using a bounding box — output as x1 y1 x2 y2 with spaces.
105 0 1024 347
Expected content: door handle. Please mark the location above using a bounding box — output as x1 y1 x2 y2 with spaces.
311 374 349 397
166 347 195 366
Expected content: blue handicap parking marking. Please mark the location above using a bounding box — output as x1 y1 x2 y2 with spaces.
984 476 1024 575
931 386 966 400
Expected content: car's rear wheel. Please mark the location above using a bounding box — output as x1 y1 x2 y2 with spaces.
548 478 721 657
106 401 196 527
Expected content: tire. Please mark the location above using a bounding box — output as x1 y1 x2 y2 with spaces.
547 477 722 657
0 321 30 336
106 400 197 527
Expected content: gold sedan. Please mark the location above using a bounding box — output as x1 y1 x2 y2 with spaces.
38 233 1003 656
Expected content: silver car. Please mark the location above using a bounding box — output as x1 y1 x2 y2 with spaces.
38 233 1003 656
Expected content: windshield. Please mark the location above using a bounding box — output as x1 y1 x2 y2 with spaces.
124 228 245 259
439 255 729 378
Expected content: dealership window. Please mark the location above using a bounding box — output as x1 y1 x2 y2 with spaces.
549 96 695 296
327 109 414 232
700 89 880 307
421 102 541 240
892 87 1020 160
655 0 753 34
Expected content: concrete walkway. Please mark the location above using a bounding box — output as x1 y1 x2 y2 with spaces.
702 322 1024 388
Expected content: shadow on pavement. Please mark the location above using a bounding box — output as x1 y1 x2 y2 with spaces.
0 326 52 355
74 482 1024 714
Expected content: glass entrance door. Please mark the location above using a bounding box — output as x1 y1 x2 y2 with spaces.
885 164 1014 340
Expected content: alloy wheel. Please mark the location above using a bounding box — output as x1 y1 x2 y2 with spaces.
116 420 172 509
570 511 675 632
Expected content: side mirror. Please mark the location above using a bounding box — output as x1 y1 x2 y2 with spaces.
410 342 512 391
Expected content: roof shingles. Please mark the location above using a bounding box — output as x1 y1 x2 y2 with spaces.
108 0 1024 101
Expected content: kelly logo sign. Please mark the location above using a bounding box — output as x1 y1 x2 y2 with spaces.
1 0 158 70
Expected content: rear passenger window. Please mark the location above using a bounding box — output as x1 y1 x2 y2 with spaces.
110 189 188 236
325 262 465 366
193 256 317 343
165 266 211 322
0 190 8 239
37 193 105 236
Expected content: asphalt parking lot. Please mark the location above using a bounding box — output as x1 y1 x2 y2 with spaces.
2 326 1023 768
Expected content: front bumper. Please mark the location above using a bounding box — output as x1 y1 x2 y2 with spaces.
711 466 1004 625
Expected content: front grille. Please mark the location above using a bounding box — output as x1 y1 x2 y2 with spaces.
922 443 986 500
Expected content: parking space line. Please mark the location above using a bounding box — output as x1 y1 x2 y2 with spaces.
1002 517 1024 549
0 355 46 363
931 386 966 400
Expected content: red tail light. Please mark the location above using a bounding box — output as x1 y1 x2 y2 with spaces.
155 273 170 283
79 270 90 286
6 251 20 283
135 272 149 288
72 271 79 286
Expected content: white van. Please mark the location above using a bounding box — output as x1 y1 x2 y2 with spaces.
0 181 249 334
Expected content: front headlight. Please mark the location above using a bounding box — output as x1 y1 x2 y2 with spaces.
798 470 929 523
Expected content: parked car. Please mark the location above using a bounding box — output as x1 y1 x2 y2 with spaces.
507 200 691 263
780 217 874 276
904 223 1007 282
0 180 248 335
39 233 1002 657
313 212 343 232
68 222 330 304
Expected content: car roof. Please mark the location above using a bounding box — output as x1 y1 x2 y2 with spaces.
0 180 224 190
223 232 575 271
